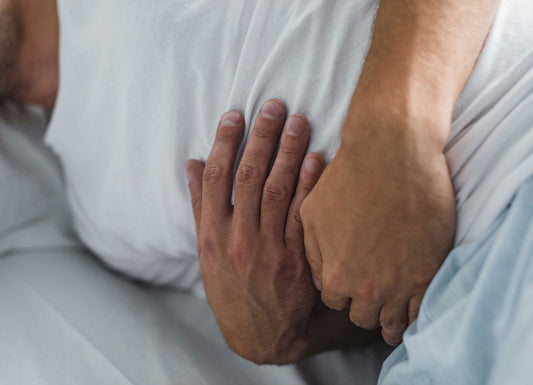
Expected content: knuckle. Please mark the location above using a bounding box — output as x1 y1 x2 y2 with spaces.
349 314 377 330
412 269 433 288
252 125 275 140
199 235 217 259
203 162 230 184
278 161 300 177
323 299 346 312
275 158 300 176
278 139 302 157
355 277 378 303
322 269 345 297
263 182 289 205
236 164 261 186
320 295 337 309
380 317 408 331
297 182 313 195
378 276 397 298
215 125 241 144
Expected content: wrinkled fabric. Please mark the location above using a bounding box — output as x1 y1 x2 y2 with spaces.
0 101 392 385
45 0 533 296
0 102 78 255
0 249 390 385
379 175 533 385
379 47 533 382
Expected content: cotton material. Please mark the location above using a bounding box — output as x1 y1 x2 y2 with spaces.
379 175 533 384
377 45 533 383
0 101 78 255
45 0 533 298
0 249 392 385
0 99 392 385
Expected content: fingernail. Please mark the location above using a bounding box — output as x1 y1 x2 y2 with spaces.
185 167 193 183
220 111 242 126
304 157 321 172
312 276 322 291
261 101 284 120
285 116 307 136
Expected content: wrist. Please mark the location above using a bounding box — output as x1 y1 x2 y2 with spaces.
341 91 452 157
339 0 499 154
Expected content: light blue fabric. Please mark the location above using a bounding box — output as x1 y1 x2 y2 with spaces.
379 176 533 384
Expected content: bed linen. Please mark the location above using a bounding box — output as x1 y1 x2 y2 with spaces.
0 102 78 257
379 175 533 385
378 13 533 383
44 0 533 294
2 2 532 383
378 52 533 382
0 102 392 385
0 250 392 385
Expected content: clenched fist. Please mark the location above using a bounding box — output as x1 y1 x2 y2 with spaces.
301 111 456 346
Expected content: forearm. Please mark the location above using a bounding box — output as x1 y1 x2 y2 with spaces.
344 0 499 148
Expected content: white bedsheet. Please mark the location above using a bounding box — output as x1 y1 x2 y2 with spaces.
44 0 533 293
0 250 391 385
0 102 392 385
0 102 78 256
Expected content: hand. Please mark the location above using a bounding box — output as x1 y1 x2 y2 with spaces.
185 99 326 364
300 112 456 346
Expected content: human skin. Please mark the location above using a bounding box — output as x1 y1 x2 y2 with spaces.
1 0 381 364
2 0 499 359
300 0 499 345
187 0 500 362
186 101 379 365
0 0 58 109
0 0 18 98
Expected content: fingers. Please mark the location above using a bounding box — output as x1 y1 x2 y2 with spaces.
260 114 310 239
284 153 325 252
300 197 324 290
349 300 381 330
202 110 245 222
185 160 205 236
234 99 286 231
321 288 351 311
304 233 323 290
320 265 352 310
408 293 423 325
379 300 409 346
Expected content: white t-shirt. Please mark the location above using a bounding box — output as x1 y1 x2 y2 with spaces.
46 0 533 295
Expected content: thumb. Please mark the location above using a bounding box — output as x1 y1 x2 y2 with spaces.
304 228 324 291
185 159 205 236
300 196 324 291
